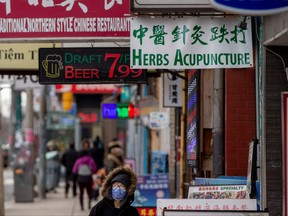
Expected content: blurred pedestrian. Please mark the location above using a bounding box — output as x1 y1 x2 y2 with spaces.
89 166 140 216
90 135 104 169
72 139 97 211
104 139 124 174
61 142 78 198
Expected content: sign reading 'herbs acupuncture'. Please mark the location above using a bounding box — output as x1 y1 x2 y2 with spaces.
130 17 253 69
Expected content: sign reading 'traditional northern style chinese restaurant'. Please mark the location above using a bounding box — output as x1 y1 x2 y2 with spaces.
0 0 130 40
130 16 253 69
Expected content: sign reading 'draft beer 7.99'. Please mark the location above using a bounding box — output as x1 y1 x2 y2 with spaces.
130 16 253 69
39 47 146 84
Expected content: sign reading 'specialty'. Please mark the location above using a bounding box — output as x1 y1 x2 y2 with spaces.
131 16 253 69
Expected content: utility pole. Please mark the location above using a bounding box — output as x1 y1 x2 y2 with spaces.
0 144 5 216
38 86 46 199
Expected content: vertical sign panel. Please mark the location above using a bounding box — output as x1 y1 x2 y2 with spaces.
163 73 183 107
187 70 199 167
282 92 288 216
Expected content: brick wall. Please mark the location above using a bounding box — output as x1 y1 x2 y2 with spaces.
225 68 256 176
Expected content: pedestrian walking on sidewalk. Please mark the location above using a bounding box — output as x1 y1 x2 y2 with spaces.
72 139 97 211
89 166 140 216
61 142 78 198
104 139 125 174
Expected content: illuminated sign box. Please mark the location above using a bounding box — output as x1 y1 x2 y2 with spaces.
39 47 147 84
102 103 140 119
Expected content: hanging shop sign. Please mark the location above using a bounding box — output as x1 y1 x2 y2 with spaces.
130 16 253 69
55 84 120 94
210 0 288 16
0 43 60 70
39 47 147 84
130 0 214 12
0 0 129 40
163 73 183 107
102 103 140 119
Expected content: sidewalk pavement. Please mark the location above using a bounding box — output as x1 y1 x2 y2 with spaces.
5 182 98 216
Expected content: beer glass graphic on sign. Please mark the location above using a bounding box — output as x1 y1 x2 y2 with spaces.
42 54 63 78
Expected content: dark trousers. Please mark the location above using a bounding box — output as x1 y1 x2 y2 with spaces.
78 181 93 210
65 171 77 196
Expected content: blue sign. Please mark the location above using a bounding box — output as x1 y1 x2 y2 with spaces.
210 0 288 15
133 174 170 207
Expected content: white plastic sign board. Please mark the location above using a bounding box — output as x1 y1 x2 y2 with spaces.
188 185 249 199
131 16 253 69
163 73 183 107
163 210 269 216
157 199 257 216
149 112 169 129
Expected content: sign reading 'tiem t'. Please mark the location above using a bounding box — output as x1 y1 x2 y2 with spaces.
210 0 288 15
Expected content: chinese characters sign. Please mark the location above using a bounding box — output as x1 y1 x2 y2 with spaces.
0 0 130 39
134 174 170 207
131 17 253 69
39 47 147 84
157 199 257 216
163 209 269 216
163 73 183 107
137 207 156 216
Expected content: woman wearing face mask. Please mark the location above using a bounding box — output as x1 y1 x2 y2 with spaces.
89 166 140 216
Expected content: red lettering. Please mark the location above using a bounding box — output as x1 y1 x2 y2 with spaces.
65 66 100 79
83 69 90 78
65 66 74 78
91 69 99 78
75 69 82 78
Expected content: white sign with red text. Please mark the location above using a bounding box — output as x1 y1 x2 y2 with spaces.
55 84 120 94
157 199 257 216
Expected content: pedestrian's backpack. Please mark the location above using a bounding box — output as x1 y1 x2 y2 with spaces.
78 164 92 176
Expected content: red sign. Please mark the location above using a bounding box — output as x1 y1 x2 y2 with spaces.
0 0 130 40
55 84 120 94
78 112 99 123
136 207 156 216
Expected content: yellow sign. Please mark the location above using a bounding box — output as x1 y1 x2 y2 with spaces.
0 43 61 70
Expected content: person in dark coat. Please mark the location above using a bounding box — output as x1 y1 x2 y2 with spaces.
104 139 124 174
90 135 104 169
61 142 78 198
89 166 140 216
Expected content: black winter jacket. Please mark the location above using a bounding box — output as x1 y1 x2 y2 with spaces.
89 166 140 216
89 197 139 216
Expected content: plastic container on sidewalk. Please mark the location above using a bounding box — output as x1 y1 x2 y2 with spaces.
14 146 34 202
45 151 61 191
